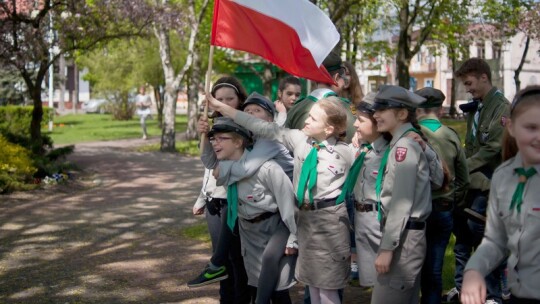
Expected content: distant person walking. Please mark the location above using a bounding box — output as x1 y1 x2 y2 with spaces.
135 86 152 140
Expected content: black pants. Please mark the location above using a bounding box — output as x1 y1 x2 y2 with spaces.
510 296 540 304
206 205 250 304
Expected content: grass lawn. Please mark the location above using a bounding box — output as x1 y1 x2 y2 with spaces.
441 118 467 144
46 114 188 145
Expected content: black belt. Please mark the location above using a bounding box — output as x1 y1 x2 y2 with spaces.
432 198 453 212
355 202 375 213
298 198 340 211
206 198 227 206
405 220 426 230
244 212 276 223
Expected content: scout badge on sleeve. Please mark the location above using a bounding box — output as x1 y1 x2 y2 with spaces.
395 147 408 162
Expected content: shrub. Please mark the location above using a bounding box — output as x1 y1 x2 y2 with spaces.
0 135 37 193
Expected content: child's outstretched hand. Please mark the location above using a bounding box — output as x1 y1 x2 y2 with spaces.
461 270 487 304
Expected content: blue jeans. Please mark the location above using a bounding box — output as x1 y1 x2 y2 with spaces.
453 193 503 303
421 209 453 304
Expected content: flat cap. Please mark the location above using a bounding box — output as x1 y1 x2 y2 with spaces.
322 51 343 72
208 117 252 141
242 92 276 117
372 85 426 111
356 92 377 115
415 87 446 108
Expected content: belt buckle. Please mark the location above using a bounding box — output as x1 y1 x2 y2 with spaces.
300 203 314 211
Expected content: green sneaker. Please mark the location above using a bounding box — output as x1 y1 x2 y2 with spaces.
187 264 228 288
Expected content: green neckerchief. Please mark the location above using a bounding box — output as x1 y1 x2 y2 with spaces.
375 127 420 221
297 141 326 206
419 119 442 132
336 144 372 204
226 182 238 231
509 167 537 213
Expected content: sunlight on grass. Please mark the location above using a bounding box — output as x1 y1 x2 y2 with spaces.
443 234 456 292
136 140 200 156
47 114 188 145
180 223 211 243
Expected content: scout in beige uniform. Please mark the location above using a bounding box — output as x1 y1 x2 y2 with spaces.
206 118 298 304
369 85 432 304
339 92 388 288
461 86 540 304
415 87 470 304
206 93 353 304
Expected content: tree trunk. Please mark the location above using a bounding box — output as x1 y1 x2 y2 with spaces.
396 5 411 89
30 86 44 153
450 51 458 117
154 24 178 153
72 64 79 114
24 64 47 154
58 54 66 112
186 51 201 140
153 85 164 128
514 35 530 93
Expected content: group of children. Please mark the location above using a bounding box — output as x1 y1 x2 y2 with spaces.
187 56 540 304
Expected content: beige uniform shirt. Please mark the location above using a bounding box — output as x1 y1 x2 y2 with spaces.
379 123 432 251
235 111 353 202
465 154 540 299
352 136 389 204
236 159 298 248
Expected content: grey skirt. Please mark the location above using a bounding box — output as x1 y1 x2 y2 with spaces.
296 202 351 289
238 213 297 291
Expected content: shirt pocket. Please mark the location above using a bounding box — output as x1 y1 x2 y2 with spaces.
250 186 266 202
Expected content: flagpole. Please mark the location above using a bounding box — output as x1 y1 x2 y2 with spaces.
200 45 215 152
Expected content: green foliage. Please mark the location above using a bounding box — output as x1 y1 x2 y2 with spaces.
0 68 26 105
0 106 54 151
0 135 38 193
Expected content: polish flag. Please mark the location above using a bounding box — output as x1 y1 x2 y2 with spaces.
211 0 340 84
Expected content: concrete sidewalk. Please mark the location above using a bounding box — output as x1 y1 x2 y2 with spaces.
0 137 370 303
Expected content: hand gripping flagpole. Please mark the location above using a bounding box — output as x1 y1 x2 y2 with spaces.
200 45 215 152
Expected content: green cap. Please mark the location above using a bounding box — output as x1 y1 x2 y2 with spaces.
372 85 426 111
415 87 446 108
322 52 343 72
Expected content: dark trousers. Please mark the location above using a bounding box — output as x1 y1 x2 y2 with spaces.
206 206 250 304
421 209 453 304
510 296 540 304
453 192 504 303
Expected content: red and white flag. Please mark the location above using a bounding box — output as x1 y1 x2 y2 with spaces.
211 0 340 84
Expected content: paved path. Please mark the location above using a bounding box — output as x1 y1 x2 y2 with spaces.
0 137 370 303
